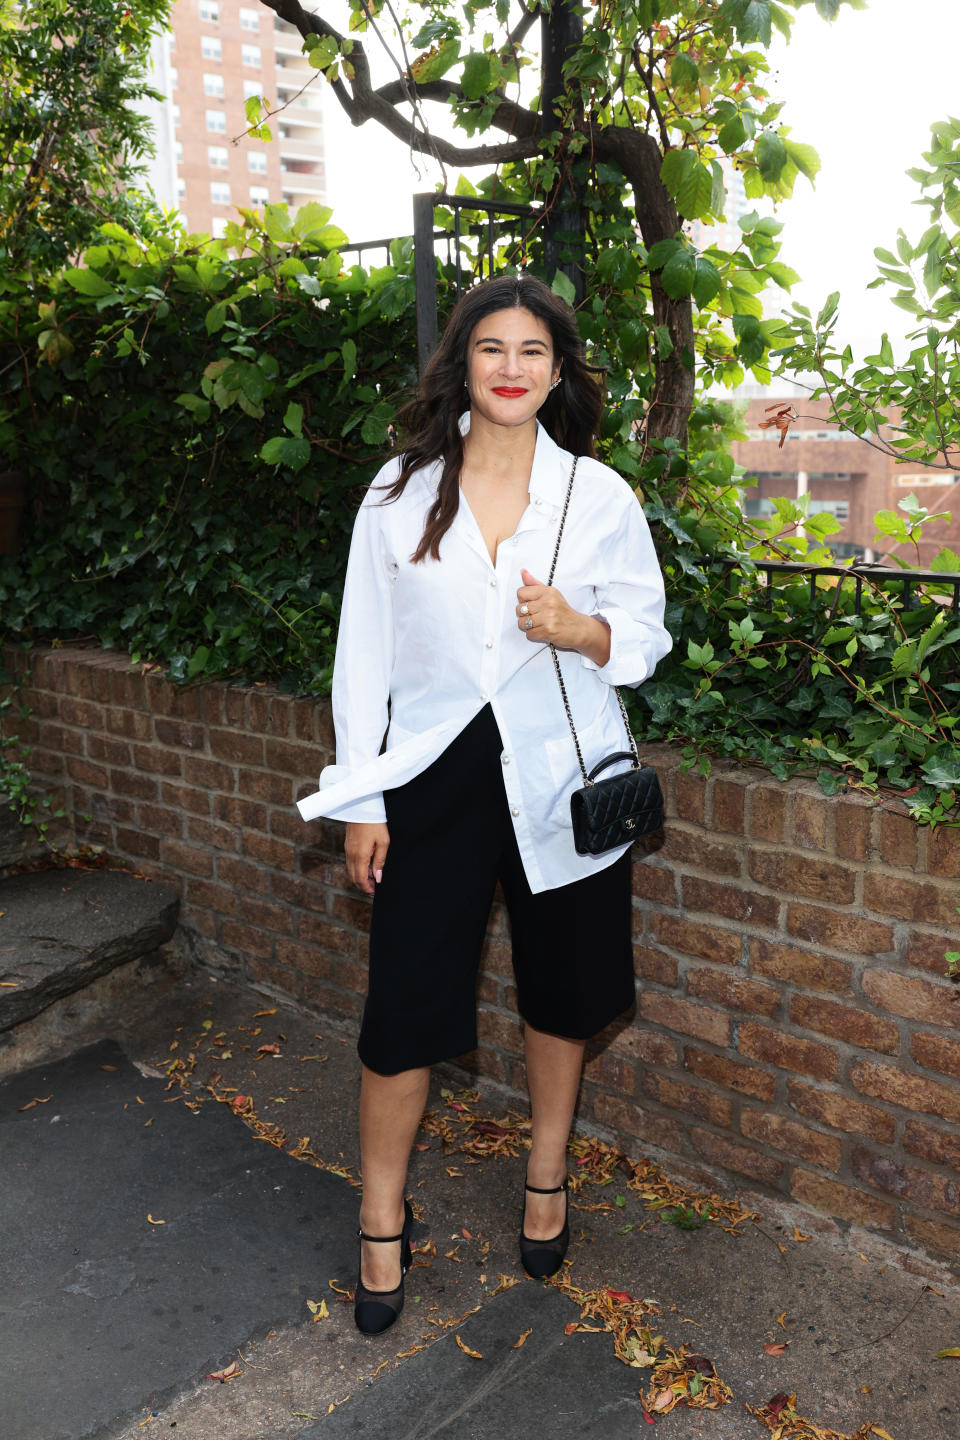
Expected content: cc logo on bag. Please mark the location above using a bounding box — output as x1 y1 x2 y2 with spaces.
625 818 636 829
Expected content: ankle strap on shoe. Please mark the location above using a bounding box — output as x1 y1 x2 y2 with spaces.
358 1227 404 1242
524 1178 568 1195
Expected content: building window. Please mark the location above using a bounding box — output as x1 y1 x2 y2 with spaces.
809 500 850 522
243 80 263 100
203 72 225 98
206 108 226 133
176 178 186 201
201 35 222 61
174 141 183 166
211 181 231 206
169 67 178 90
239 7 259 30
199 1 219 21
212 216 229 238
172 104 181 127
208 145 228 168
249 185 269 204
242 44 261 67
743 499 776 519
248 151 268 174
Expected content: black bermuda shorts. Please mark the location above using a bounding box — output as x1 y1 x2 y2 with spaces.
358 705 635 1076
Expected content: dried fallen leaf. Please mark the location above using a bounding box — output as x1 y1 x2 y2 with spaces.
147 1213 166 1225
777 1312 787 1329
455 1334 483 1359
100 1064 118 1072
0 981 18 987
793 1227 811 1243
564 1322 580 1335
18 1095 53 1111
254 1009 278 1017
257 1043 281 1056
512 1330 532 1349
205 1360 242 1382
307 1299 329 1321
460 1227 473 1240
763 1342 788 1355
936 1347 960 1358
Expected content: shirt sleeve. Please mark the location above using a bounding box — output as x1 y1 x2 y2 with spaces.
580 486 673 688
326 482 396 825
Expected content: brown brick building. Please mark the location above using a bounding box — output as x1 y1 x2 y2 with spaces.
732 396 960 567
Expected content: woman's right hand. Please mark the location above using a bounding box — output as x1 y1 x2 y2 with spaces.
345 822 390 896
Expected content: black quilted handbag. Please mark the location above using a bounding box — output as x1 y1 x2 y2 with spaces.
547 459 665 858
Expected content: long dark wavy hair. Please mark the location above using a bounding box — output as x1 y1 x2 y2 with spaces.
383 274 605 562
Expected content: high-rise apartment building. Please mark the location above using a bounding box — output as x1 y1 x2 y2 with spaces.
143 1 325 236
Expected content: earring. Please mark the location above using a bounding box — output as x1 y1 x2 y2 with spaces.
549 378 560 391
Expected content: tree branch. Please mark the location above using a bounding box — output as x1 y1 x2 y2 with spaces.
374 77 539 139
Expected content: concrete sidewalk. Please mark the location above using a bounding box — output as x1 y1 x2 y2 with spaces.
1 956 956 1440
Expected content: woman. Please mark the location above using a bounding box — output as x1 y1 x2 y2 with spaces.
298 274 672 1335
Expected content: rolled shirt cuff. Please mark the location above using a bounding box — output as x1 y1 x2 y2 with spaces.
579 608 651 687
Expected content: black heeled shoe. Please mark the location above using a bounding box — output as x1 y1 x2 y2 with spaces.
519 1176 570 1279
354 1198 414 1336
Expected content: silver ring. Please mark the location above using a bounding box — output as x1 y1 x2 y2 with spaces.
519 604 529 616
524 618 533 631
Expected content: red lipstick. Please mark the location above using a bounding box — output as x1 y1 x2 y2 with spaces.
492 386 527 397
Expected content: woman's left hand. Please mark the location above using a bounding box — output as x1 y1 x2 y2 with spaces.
516 569 611 666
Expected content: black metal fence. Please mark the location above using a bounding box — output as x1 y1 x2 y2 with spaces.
721 558 960 616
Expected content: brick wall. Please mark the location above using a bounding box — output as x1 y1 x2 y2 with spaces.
8 646 960 1264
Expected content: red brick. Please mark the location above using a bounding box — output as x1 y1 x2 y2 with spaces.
153 718 205 750
690 1127 783 1185
186 816 239 852
66 757 108 789
592 1092 689 1155
583 1050 636 1094
904 1214 960 1259
114 828 161 861
221 689 246 726
630 862 678 905
237 767 295 805
687 966 781 1017
681 876 780 927
330 893 373 930
850 1059 960 1122
237 894 293 934
786 1082 895 1144
297 855 350 888
137 803 184 839
878 810 919 870
740 1109 842 1169
651 913 742 966
910 1031 960 1078
906 929 957 976
271 873 330 914
220 920 274 959
481 938 514 978
296 913 359 956
246 957 301 998
161 838 214 878
750 938 853 994
109 768 158 801
270 809 309 842
60 697 105 730
712 778 747 834
862 968 957 1027
477 974 500 1006
903 1119 960 1168
274 938 333 979
241 832 296 870
263 737 315 777
105 706 152 740
477 1008 524 1054
208 729 264 766
301 977 364 1019
749 850 855 905
185 879 237 916
638 992 731 1046
633 946 678 986
85 733 132 767
790 1170 895 1229
852 1145 960 1217
659 828 742 877
738 1021 839 1080
212 794 268 830
671 770 707 825
749 782 788 844
862 873 957 928
299 822 344 860
643 1073 733 1127
835 797 874 861
610 1026 678 1068
792 791 830 851
218 855 270 892
928 825 960 880
201 689 225 726
684 1046 776 1100
24 747 66 780
37 722 85 756
789 994 899 1054
131 744 183 777
786 905 894 956
160 781 211 816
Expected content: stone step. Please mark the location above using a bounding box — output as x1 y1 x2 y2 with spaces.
0 868 180 1032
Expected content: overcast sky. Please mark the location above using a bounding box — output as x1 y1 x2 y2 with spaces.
321 0 960 360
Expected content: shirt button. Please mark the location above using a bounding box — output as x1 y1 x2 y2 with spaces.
489 578 497 588
481 692 489 701
502 755 511 765
511 807 520 817
485 639 493 649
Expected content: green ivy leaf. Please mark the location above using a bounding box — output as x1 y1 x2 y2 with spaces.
757 132 787 183
660 250 697 300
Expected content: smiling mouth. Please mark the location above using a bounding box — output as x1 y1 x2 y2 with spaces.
491 387 528 397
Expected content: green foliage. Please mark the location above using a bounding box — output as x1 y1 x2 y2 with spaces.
0 655 64 840
0 0 171 275
0 209 420 693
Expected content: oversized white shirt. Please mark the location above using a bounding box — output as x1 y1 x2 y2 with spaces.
297 419 673 893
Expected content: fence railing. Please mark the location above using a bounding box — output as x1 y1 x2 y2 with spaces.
720 558 960 616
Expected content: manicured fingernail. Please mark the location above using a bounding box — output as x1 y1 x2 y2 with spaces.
374 868 383 884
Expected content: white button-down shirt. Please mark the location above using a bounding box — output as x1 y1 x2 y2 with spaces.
297 421 672 892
